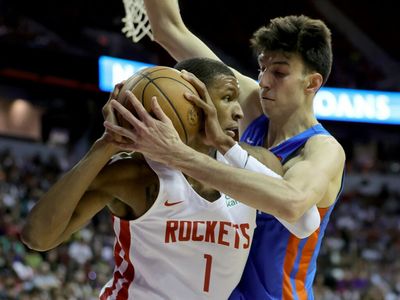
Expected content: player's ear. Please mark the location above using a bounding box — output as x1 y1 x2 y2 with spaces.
305 73 323 94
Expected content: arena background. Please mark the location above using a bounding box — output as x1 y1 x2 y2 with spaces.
1 0 399 299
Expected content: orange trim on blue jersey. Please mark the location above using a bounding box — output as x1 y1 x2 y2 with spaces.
282 235 301 300
282 207 330 300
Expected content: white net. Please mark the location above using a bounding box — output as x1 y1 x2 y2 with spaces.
121 0 153 43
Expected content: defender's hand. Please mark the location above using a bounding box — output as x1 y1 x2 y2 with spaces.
181 70 234 148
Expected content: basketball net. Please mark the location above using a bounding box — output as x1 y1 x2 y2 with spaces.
121 0 153 43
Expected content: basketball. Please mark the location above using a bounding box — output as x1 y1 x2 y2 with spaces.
116 66 203 144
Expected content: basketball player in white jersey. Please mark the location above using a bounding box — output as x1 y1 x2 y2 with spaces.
21 58 288 299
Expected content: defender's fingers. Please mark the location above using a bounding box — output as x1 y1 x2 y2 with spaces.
104 120 137 141
110 81 125 100
180 70 210 102
184 92 218 120
184 92 211 111
110 99 144 130
150 97 173 125
125 91 154 123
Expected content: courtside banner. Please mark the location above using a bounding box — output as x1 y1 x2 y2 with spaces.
315 87 400 125
98 56 400 125
98 56 154 92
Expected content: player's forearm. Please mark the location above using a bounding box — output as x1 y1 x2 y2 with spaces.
42 190 111 250
223 143 319 237
21 139 115 250
169 146 306 222
144 0 220 62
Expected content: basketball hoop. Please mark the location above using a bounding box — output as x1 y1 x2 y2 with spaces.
121 0 153 43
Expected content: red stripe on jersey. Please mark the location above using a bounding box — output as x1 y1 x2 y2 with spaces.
101 218 124 299
116 220 135 299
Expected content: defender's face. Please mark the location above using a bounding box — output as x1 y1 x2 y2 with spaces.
208 74 243 140
257 52 309 119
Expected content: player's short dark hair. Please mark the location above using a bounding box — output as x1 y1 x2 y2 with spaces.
251 15 332 85
174 57 235 87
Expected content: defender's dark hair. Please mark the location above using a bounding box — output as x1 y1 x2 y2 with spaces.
174 57 235 87
251 15 332 85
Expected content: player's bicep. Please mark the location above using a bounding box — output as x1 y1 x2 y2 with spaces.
284 136 345 207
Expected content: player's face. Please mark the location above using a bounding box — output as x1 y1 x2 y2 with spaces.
257 52 310 119
208 75 242 140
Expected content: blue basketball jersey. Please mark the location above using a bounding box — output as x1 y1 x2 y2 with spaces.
229 115 344 300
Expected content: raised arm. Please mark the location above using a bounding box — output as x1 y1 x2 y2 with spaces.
144 0 219 62
143 0 262 129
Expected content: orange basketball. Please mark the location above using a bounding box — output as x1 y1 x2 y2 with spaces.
116 66 203 144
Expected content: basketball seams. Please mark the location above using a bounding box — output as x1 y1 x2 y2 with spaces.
141 67 198 95
140 74 192 144
141 67 172 76
121 66 201 145
116 74 148 129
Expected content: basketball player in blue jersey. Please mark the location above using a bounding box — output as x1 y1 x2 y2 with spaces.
111 1 346 299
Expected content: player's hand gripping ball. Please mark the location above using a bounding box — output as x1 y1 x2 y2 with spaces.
116 66 203 144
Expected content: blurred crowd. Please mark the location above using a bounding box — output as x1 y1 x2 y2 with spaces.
0 147 114 299
1 140 399 299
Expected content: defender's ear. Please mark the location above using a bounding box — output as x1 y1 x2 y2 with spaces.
305 73 323 94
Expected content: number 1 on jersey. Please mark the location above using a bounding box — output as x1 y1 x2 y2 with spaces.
203 254 212 292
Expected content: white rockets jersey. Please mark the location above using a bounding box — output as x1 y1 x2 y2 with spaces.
99 156 256 300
